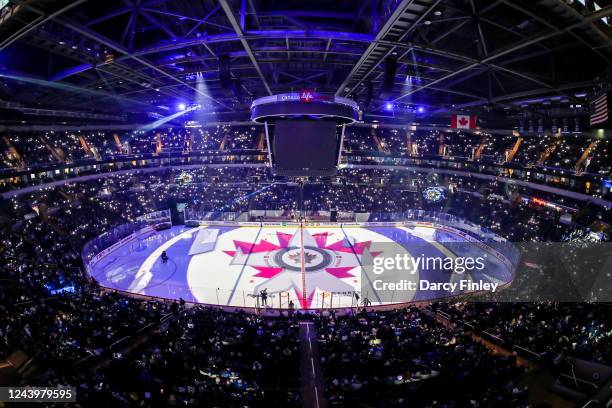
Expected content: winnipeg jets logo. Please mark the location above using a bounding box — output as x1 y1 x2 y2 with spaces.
288 251 317 264
223 228 381 308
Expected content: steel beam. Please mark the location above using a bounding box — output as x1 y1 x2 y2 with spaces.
0 69 156 109
0 0 88 51
498 0 612 64
182 6 222 39
140 7 231 31
383 6 612 108
432 79 604 112
219 0 272 96
52 17 232 110
335 0 441 96
49 30 577 105
84 6 132 27
470 0 488 56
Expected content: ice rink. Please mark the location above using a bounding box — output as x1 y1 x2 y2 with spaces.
86 222 515 310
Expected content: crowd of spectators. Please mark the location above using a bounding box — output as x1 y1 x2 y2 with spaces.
433 302 612 367
0 165 609 405
0 168 304 404
69 307 301 407
1 166 607 243
2 127 610 177
317 307 527 407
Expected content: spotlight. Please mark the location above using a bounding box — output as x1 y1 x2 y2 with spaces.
178 103 186 111
385 102 393 111
417 106 425 113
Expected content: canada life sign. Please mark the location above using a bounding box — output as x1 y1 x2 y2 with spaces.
276 90 315 103
300 90 314 102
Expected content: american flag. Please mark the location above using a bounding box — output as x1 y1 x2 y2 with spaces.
590 92 609 127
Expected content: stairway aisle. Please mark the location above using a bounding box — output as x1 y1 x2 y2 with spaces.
299 321 328 408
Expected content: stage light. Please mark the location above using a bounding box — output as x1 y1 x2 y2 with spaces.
178 103 186 111
417 106 425 113
385 102 393 111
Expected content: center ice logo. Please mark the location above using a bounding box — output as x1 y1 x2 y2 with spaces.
223 228 381 308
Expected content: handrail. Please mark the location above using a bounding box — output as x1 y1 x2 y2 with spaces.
16 351 41 376
436 310 451 320
512 345 542 360
558 373 599 390
136 323 155 334
481 330 503 344
72 353 95 366
109 336 130 350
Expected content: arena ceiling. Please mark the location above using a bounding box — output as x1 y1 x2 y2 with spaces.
0 0 611 123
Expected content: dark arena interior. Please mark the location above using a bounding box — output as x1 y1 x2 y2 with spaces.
1 0 612 407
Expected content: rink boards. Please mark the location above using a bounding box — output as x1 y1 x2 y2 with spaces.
86 221 515 310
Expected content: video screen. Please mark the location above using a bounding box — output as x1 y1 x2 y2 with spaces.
273 120 338 176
